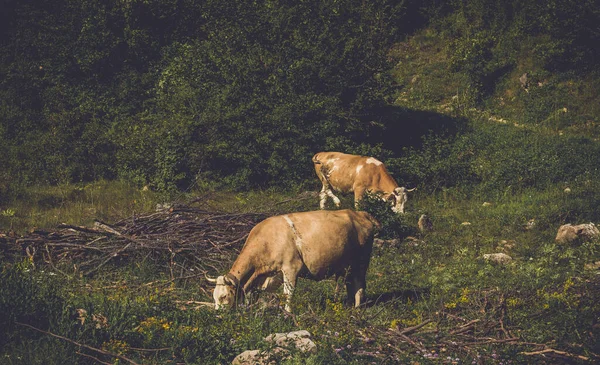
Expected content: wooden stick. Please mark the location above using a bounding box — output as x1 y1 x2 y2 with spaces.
57 224 111 235
398 319 433 335
449 319 481 335
520 348 589 361
93 221 123 236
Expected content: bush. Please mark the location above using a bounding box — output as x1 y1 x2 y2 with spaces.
359 192 416 239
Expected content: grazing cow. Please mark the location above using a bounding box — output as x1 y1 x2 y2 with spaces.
207 209 378 312
312 152 415 213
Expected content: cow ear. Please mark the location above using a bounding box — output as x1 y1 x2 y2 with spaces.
223 276 235 286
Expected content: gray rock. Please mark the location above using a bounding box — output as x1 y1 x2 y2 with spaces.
232 348 290 365
232 330 316 365
265 330 316 353
483 253 513 265
556 223 599 244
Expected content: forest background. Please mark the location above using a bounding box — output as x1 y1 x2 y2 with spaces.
2 0 598 198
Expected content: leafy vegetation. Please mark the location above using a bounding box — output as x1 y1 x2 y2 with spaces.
2 0 600 363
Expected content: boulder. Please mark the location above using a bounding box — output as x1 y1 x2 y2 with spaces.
483 253 513 265
556 223 599 244
265 330 316 353
232 348 289 365
232 330 316 365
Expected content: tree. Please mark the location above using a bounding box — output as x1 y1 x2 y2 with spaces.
140 0 407 189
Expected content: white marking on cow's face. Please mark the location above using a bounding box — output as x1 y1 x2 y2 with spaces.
283 215 303 250
365 157 383 166
356 164 363 174
213 276 236 310
390 187 414 214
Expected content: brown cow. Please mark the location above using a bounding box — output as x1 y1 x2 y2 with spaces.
208 209 378 312
313 152 415 213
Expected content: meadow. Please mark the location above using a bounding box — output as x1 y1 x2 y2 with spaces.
1 177 599 364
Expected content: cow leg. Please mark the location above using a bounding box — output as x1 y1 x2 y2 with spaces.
261 273 283 292
319 186 341 209
319 186 328 209
353 276 366 307
317 169 331 209
327 189 341 208
333 273 341 295
345 275 366 307
334 268 351 301
353 188 365 210
281 270 298 312
347 262 369 307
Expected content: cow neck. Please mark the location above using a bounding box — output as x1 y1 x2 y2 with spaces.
229 243 267 292
225 272 240 288
227 259 250 287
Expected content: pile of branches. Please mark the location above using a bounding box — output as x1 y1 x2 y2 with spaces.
0 204 266 278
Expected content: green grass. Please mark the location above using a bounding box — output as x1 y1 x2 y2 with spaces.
1 183 599 364
0 180 162 234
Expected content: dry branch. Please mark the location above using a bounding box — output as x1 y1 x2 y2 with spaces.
1 205 266 277
396 319 433 335
520 348 590 361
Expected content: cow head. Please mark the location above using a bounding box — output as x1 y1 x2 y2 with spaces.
207 274 238 310
387 187 416 214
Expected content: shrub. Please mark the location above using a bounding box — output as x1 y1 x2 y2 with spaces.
359 192 416 239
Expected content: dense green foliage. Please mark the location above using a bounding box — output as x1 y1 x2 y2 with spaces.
2 0 600 197
1 0 418 195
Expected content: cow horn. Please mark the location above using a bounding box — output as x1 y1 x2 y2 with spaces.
205 273 218 283
406 187 417 192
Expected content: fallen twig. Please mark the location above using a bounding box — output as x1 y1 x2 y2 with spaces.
93 221 123 236
520 348 589 361
449 319 480 335
397 319 433 335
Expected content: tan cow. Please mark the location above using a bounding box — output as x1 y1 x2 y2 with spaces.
313 152 415 213
208 209 378 312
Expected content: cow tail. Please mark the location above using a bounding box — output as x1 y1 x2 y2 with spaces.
312 153 322 164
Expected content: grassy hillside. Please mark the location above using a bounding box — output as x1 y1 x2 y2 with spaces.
2 4 600 365
2 182 599 364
